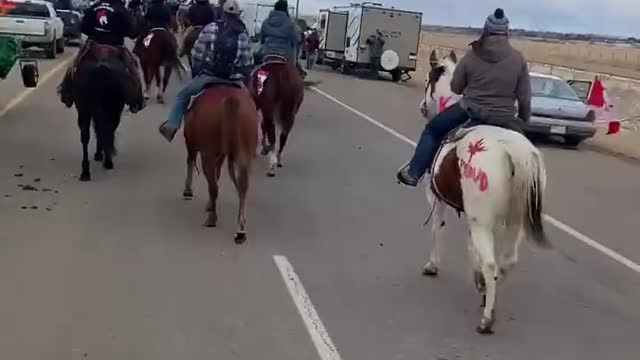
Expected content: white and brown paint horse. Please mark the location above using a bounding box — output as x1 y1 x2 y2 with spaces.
418 49 550 334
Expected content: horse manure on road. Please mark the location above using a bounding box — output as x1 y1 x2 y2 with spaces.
20 184 38 191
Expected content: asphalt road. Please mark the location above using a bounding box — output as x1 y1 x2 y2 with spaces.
0 49 638 359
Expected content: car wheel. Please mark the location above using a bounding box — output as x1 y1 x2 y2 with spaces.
56 37 65 54
341 61 351 75
46 36 57 59
564 135 585 148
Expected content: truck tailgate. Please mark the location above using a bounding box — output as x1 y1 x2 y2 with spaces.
0 17 46 36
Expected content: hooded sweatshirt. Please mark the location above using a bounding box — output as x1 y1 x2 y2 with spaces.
450 35 531 123
259 10 299 60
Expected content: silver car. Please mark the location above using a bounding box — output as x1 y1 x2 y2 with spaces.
524 73 596 147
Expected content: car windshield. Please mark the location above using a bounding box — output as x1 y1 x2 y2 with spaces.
1 3 50 17
531 76 581 101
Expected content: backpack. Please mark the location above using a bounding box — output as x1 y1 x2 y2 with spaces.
209 19 240 78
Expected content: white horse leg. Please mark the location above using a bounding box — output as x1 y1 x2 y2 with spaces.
469 222 499 334
423 196 447 276
267 149 277 176
499 224 525 278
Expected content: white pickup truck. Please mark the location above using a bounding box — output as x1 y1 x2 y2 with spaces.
0 0 65 58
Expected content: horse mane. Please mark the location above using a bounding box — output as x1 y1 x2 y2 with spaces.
427 66 445 100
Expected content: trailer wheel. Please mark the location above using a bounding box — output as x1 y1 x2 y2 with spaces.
390 69 402 82
341 61 352 75
20 61 39 88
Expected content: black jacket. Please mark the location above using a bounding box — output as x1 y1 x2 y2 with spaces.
187 1 214 26
145 1 172 29
81 0 136 46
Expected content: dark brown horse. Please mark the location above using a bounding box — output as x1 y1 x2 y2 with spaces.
248 55 305 177
133 28 185 103
72 45 129 181
182 83 258 243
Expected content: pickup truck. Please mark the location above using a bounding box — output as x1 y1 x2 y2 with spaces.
0 0 65 58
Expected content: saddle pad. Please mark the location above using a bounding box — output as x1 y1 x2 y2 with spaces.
185 77 243 112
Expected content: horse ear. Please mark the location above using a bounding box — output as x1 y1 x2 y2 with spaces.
449 50 458 64
429 49 438 68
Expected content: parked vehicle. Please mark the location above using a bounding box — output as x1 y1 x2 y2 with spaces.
0 0 65 59
524 73 597 147
313 8 348 69
341 2 422 82
48 0 83 43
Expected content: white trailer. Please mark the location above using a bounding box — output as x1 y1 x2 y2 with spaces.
342 3 422 82
315 8 348 68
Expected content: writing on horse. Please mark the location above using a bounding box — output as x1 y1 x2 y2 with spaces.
134 27 186 103
417 50 550 334
182 83 258 244
249 55 305 177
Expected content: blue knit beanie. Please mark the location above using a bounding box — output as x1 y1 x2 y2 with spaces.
484 8 509 35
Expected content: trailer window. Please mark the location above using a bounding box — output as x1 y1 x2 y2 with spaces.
320 14 326 29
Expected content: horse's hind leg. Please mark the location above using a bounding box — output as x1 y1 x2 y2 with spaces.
156 66 164 103
93 122 103 162
142 65 152 99
423 197 447 276
469 222 499 334
261 111 277 176
159 66 172 104
183 142 196 199
78 112 91 181
276 120 293 168
228 159 249 244
202 156 223 227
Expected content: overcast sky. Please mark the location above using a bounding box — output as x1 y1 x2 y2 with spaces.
293 0 639 37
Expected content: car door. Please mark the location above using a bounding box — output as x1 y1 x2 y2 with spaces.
566 79 592 103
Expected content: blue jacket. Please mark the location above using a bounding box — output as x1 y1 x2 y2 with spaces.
259 10 298 60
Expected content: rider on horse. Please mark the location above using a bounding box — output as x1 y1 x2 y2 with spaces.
397 8 531 187
144 0 172 30
259 0 306 77
57 0 145 113
188 0 215 26
158 0 250 142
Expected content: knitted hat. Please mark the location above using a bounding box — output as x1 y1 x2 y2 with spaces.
274 0 288 12
484 8 509 35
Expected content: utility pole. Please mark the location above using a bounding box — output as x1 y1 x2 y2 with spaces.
295 0 299 19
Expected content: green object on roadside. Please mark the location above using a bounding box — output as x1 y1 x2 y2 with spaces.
0 36 20 79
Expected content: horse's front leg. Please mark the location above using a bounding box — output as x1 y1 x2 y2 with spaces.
469 223 499 335
78 115 91 181
423 196 447 276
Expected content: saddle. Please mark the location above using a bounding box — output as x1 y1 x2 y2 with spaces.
186 76 244 112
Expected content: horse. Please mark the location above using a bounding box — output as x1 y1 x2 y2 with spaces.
72 44 130 181
133 27 186 103
176 5 191 33
248 55 305 177
178 24 203 72
182 81 258 243
416 49 550 334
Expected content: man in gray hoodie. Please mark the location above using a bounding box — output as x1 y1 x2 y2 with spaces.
397 8 531 187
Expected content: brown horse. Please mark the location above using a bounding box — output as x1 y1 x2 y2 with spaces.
133 28 185 103
248 55 305 177
182 83 258 243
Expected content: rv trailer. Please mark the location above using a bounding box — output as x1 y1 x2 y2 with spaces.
342 3 422 82
315 8 349 68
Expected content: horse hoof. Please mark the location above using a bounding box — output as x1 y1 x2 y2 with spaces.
103 160 114 170
234 232 247 244
266 171 275 177
79 173 91 182
422 262 439 277
277 163 283 168
260 148 269 156
94 153 103 162
183 190 194 199
476 316 495 335
204 218 217 228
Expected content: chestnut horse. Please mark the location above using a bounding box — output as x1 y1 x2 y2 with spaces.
182 82 258 243
178 25 203 72
248 55 305 176
133 28 186 103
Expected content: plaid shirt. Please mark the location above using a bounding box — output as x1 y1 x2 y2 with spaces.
191 21 251 79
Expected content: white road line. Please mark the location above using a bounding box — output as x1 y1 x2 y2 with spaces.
310 86 640 275
273 255 343 360
0 56 73 119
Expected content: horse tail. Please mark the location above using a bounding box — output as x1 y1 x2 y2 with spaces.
221 94 241 157
505 139 550 248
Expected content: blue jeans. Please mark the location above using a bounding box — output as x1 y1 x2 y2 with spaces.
167 73 218 129
408 103 469 179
